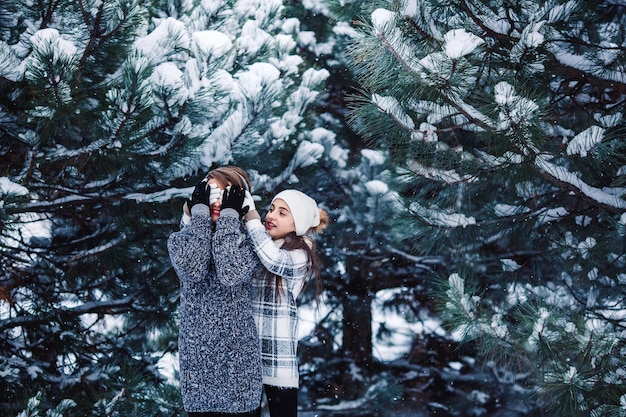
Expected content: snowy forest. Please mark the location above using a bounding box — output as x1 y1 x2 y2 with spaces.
1 0 626 416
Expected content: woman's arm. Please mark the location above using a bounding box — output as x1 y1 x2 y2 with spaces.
167 207 213 283
213 209 260 286
245 218 309 291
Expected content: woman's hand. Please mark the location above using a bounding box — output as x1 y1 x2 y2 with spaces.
186 179 210 210
221 186 249 219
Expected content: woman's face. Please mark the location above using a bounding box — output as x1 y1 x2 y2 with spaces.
264 198 296 239
207 178 226 223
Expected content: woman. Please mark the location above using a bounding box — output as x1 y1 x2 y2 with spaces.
242 189 329 417
167 166 262 417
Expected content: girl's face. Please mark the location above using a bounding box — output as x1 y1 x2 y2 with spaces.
264 198 296 239
207 178 226 223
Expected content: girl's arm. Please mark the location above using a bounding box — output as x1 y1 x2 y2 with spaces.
245 218 309 291
167 206 213 283
213 209 260 286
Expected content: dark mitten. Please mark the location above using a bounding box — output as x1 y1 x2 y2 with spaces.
221 185 249 219
187 180 210 210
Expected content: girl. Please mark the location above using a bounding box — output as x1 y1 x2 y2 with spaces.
168 166 262 417
242 189 329 417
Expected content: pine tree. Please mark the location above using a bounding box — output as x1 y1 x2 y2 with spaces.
345 0 626 416
274 2 448 409
0 0 330 415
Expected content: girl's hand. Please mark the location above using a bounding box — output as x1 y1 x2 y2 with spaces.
221 186 249 219
186 179 210 210
243 190 256 213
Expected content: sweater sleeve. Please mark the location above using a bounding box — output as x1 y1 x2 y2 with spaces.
167 212 213 284
213 210 260 286
245 218 309 293
178 203 209 230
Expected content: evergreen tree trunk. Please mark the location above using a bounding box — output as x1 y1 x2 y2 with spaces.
341 257 373 369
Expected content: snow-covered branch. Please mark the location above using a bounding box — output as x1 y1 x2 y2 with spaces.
535 154 626 210
0 297 137 331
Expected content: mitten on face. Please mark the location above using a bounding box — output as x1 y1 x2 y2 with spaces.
208 183 223 205
221 185 249 219
187 180 210 210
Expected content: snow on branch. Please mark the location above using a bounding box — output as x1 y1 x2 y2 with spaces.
0 298 135 332
445 274 513 342
370 9 493 131
238 20 272 56
21 28 79 116
535 154 626 210
0 41 23 82
410 202 476 228
63 297 135 314
549 47 626 85
371 8 423 74
372 94 414 130
66 234 127 263
475 149 524 168
566 125 604 157
494 81 540 135
408 100 458 125
133 17 190 63
386 245 444 269
293 140 324 168
16 195 93 212
0 177 29 197
442 29 484 59
192 30 232 62
446 273 478 319
236 62 281 102
444 91 492 131
124 187 187 203
509 21 545 69
262 141 324 189
407 160 477 185
361 149 386 166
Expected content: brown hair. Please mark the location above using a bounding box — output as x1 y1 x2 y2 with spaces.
205 166 251 191
264 208 329 303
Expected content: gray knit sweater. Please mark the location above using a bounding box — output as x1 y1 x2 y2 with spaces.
167 207 262 414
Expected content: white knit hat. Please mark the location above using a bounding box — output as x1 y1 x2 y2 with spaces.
272 190 320 236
